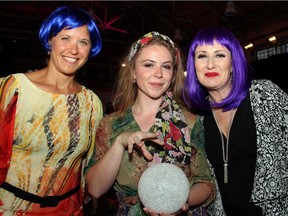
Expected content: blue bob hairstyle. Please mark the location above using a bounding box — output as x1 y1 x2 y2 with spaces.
39 6 102 58
184 26 252 112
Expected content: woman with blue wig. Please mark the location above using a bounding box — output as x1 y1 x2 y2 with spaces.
0 6 103 215
183 26 288 215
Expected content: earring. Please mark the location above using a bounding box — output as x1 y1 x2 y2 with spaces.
133 79 136 83
47 51 51 55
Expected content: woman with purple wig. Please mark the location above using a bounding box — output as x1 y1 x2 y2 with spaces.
183 26 288 215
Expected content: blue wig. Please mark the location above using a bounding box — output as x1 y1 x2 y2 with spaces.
184 26 252 112
39 6 102 58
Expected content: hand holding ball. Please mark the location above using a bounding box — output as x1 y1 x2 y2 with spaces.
138 163 190 214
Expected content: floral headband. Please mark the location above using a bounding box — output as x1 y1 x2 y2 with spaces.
128 31 178 64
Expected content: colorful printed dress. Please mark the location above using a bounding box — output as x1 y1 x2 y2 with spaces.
0 73 103 215
86 93 215 215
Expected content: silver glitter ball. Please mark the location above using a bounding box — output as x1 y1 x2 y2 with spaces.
138 163 190 214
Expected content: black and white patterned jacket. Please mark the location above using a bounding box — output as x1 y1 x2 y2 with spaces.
207 79 288 216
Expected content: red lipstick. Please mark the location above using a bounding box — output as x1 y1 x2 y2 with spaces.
205 72 219 77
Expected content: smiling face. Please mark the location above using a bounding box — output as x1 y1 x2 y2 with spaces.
49 25 91 76
133 44 174 100
194 41 233 96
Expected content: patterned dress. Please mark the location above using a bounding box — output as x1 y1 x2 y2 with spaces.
86 93 215 216
0 73 103 215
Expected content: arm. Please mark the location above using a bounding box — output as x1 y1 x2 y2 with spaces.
187 182 212 207
0 75 18 186
85 115 163 198
85 130 126 198
188 116 216 207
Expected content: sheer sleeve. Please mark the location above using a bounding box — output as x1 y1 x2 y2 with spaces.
190 116 216 207
0 75 18 185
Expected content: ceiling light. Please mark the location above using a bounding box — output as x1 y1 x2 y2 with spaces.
224 1 237 17
245 43 253 49
268 36 276 42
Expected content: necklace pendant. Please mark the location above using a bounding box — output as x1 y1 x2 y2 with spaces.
212 109 235 185
224 162 228 184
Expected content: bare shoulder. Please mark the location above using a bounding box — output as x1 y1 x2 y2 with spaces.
24 70 44 80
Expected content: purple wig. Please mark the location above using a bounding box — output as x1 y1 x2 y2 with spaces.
184 26 252 112
39 6 102 58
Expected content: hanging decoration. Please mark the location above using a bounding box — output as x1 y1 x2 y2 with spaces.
90 2 129 34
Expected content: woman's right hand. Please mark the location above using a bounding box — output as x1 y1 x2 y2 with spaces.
116 131 164 160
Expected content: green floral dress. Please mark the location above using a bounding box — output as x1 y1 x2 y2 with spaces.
87 93 215 215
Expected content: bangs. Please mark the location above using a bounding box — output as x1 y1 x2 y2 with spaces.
192 27 234 52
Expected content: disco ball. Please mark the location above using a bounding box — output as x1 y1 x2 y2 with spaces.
138 163 190 214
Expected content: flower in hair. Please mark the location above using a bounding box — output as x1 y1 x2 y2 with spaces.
128 31 176 62
140 37 153 45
